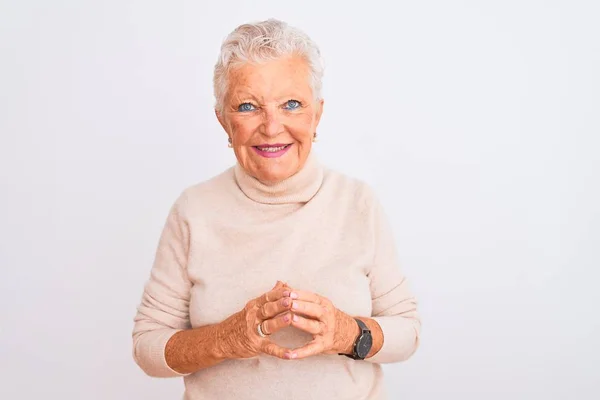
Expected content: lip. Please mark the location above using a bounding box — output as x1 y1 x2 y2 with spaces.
255 143 289 148
252 143 292 158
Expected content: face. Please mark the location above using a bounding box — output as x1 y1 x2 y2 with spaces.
216 55 324 184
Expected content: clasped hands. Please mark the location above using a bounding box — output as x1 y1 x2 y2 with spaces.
223 281 355 360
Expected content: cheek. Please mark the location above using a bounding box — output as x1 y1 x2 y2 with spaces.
231 119 258 143
288 116 316 142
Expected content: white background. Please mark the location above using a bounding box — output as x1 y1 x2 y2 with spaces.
1 1 599 399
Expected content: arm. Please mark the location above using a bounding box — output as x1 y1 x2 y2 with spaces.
132 192 195 377
164 289 293 374
362 189 421 364
163 323 227 375
276 189 419 362
317 188 421 362
132 196 293 377
334 312 385 359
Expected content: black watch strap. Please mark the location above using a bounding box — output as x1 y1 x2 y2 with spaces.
339 318 371 360
354 318 369 334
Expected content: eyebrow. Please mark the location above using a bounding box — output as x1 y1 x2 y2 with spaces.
232 93 307 103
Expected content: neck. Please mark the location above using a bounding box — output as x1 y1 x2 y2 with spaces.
233 152 324 204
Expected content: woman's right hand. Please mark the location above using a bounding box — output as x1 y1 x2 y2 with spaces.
218 281 294 360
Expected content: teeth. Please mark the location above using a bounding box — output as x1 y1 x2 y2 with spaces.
259 145 287 152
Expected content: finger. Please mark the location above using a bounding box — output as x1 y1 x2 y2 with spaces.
261 312 293 335
256 286 288 308
262 342 291 360
290 314 323 335
257 296 293 320
283 289 322 304
276 280 289 289
290 300 326 320
286 340 325 360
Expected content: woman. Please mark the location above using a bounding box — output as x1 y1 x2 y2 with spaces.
132 19 420 400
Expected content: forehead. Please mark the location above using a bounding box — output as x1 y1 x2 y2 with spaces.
227 55 312 99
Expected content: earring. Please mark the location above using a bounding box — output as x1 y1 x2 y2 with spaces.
312 132 318 143
228 137 233 148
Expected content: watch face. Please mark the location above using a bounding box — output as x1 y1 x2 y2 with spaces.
357 334 373 359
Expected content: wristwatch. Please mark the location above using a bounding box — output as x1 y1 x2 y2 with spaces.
339 318 373 360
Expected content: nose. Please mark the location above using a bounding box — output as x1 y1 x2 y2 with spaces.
260 106 284 137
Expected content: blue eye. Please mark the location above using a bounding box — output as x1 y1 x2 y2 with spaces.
238 103 256 112
284 100 301 110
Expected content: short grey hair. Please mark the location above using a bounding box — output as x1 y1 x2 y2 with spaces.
213 19 324 112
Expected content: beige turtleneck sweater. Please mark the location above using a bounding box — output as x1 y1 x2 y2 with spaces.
132 152 421 400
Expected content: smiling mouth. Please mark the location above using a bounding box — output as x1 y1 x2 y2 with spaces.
253 144 292 152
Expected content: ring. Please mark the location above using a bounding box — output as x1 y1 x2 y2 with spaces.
257 321 269 338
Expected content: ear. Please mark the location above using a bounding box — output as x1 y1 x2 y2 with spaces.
215 108 229 133
314 99 324 127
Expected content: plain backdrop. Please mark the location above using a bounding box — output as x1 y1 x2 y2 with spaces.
1 1 599 399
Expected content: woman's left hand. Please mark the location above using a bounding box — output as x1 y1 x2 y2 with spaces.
282 289 357 359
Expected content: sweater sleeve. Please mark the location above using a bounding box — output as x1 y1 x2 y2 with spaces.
364 189 421 364
132 192 193 377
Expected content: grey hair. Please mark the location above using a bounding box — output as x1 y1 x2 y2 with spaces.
213 19 324 113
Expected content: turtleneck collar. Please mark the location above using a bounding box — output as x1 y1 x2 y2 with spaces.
233 151 324 205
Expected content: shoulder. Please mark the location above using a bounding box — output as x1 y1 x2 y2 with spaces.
169 167 237 217
321 165 380 215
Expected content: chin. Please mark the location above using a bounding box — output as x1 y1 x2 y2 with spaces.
256 170 291 184
254 164 297 184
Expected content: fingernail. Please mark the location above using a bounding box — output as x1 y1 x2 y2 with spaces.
285 352 293 359
292 314 298 322
290 292 298 299
282 291 290 297
290 353 297 359
283 314 290 322
281 298 290 307
292 301 299 310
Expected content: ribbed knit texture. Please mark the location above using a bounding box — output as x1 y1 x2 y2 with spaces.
132 151 421 400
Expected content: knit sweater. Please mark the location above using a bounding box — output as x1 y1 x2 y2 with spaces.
132 151 421 400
